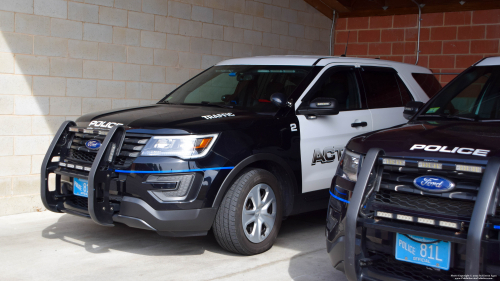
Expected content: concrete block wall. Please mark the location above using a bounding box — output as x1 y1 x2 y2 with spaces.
0 0 331 216
334 9 500 85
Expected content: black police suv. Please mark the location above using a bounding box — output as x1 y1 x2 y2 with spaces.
40 56 434 255
327 57 500 280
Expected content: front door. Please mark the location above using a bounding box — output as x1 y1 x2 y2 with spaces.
297 65 373 193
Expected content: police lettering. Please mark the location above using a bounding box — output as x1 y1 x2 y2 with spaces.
88 120 124 128
410 144 490 157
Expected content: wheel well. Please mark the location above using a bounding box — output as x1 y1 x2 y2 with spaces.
246 160 295 217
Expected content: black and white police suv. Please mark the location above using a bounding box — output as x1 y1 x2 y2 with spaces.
41 56 436 255
327 57 500 280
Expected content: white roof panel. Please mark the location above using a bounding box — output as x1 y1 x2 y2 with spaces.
215 56 431 73
216 56 324 66
475 56 500 66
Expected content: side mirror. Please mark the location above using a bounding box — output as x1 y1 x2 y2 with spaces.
403 101 424 120
270 92 287 108
297 98 339 118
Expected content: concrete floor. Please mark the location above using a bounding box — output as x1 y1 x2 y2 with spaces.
0 209 347 281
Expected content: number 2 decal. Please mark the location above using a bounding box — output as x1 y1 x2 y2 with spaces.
290 123 297 132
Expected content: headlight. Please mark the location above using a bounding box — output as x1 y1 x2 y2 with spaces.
337 150 360 182
141 134 218 159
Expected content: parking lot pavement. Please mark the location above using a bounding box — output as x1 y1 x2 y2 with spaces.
0 209 347 281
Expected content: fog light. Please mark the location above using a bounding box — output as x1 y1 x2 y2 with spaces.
51 156 60 162
376 211 394 219
456 164 482 173
396 214 413 222
418 162 442 169
383 158 405 166
439 221 458 229
147 174 195 202
418 218 435 225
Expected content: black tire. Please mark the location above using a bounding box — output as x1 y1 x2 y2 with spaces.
213 168 283 255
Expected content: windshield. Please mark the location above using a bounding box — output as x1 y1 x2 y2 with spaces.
159 65 313 113
418 65 500 121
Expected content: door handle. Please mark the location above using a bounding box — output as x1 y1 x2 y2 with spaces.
351 121 368 128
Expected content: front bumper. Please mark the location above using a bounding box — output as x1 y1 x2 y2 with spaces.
41 122 227 237
115 196 217 236
326 148 500 281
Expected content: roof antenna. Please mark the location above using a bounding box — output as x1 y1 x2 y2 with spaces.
341 31 350 57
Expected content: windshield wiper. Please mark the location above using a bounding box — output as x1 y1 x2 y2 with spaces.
158 100 174 104
420 114 477 121
182 101 233 109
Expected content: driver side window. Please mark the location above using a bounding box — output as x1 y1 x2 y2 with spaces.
308 67 361 111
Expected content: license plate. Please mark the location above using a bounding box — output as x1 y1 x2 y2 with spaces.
73 178 88 198
395 233 451 270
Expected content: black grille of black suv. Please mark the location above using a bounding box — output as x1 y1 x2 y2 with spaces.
374 191 476 218
370 162 483 220
368 252 464 281
67 130 150 169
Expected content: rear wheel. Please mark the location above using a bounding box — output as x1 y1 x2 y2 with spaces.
213 168 283 255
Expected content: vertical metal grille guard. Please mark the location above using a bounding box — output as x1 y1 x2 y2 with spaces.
41 122 126 227
344 148 384 281
88 125 126 226
465 157 500 279
41 121 76 213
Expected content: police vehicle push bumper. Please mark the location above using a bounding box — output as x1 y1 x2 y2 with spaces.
41 121 219 237
326 148 500 281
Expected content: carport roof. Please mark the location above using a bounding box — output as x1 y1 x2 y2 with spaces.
305 0 500 19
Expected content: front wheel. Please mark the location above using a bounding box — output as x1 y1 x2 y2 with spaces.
213 168 283 255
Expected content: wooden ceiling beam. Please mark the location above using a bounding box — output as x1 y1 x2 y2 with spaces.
303 0 335 19
321 0 351 13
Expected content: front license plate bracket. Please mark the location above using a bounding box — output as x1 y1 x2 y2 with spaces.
395 233 451 270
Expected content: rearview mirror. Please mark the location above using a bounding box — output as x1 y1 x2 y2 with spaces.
403 101 424 120
297 98 339 118
270 92 287 108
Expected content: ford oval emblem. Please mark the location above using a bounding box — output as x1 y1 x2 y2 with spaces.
413 176 455 193
85 139 101 150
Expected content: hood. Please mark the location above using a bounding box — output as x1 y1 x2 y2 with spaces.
75 104 274 134
348 120 500 164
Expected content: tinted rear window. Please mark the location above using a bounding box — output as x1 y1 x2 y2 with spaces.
412 73 442 98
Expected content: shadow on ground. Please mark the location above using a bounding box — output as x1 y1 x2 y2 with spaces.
39 209 347 280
